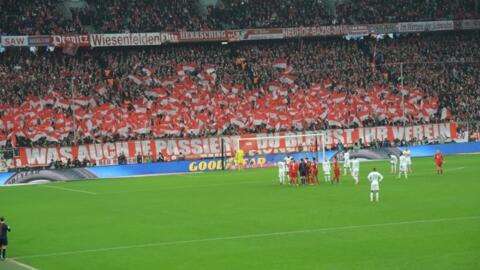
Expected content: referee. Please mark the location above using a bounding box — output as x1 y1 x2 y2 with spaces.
0 217 11 261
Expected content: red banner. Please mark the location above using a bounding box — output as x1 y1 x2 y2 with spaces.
18 122 456 167
51 35 90 48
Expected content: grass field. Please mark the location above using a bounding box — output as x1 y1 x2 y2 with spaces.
0 154 479 270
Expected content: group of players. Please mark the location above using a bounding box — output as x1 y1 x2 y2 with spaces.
277 149 445 202
389 149 413 179
277 151 363 187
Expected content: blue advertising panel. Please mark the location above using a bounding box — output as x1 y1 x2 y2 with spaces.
399 142 480 157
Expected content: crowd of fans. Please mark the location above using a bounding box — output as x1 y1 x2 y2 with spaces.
0 31 478 150
336 0 478 25
1 0 478 35
0 0 85 35
206 0 334 29
86 0 208 33
377 32 480 124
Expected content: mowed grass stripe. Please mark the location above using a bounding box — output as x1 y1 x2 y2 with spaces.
13 215 480 260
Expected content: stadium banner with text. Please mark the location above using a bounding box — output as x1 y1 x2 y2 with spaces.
1 35 28 46
458 19 480 30
282 24 369 38
89 32 178 47
177 30 239 42
3 142 480 186
1 20 479 48
17 122 457 167
28 35 51 46
239 28 284 40
50 34 90 48
397 20 454 33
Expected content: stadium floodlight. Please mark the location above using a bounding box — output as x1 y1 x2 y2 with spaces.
235 132 326 164
47 46 55 52
221 41 228 45
29 46 37 54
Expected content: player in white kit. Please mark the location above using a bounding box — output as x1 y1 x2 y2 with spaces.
322 159 331 183
278 160 286 185
368 168 384 202
390 154 398 174
351 156 360 184
343 151 351 176
398 153 408 179
404 149 412 173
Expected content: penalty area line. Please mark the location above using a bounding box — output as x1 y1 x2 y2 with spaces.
40 185 97 195
13 215 480 260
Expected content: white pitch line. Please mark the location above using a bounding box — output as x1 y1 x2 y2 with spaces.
41 185 97 195
13 215 480 260
8 259 41 270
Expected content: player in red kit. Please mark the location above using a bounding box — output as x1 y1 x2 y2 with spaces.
289 159 296 185
306 158 313 184
293 160 300 185
434 150 444 175
333 157 340 183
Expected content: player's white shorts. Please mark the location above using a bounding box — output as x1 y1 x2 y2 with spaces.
390 161 397 166
406 158 412 166
279 170 286 177
352 169 359 176
371 183 379 191
400 164 407 172
344 160 351 168
323 170 331 175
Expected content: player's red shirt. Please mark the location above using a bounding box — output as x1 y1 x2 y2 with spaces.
434 153 444 165
312 162 318 174
289 162 295 177
333 159 339 171
293 162 299 176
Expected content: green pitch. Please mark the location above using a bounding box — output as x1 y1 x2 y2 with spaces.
0 154 479 270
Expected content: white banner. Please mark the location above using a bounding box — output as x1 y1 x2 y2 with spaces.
1 35 28 46
89 33 177 47
398 20 454 32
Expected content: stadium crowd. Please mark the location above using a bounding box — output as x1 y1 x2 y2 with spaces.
1 0 478 35
0 0 86 35
0 31 479 149
336 0 478 25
